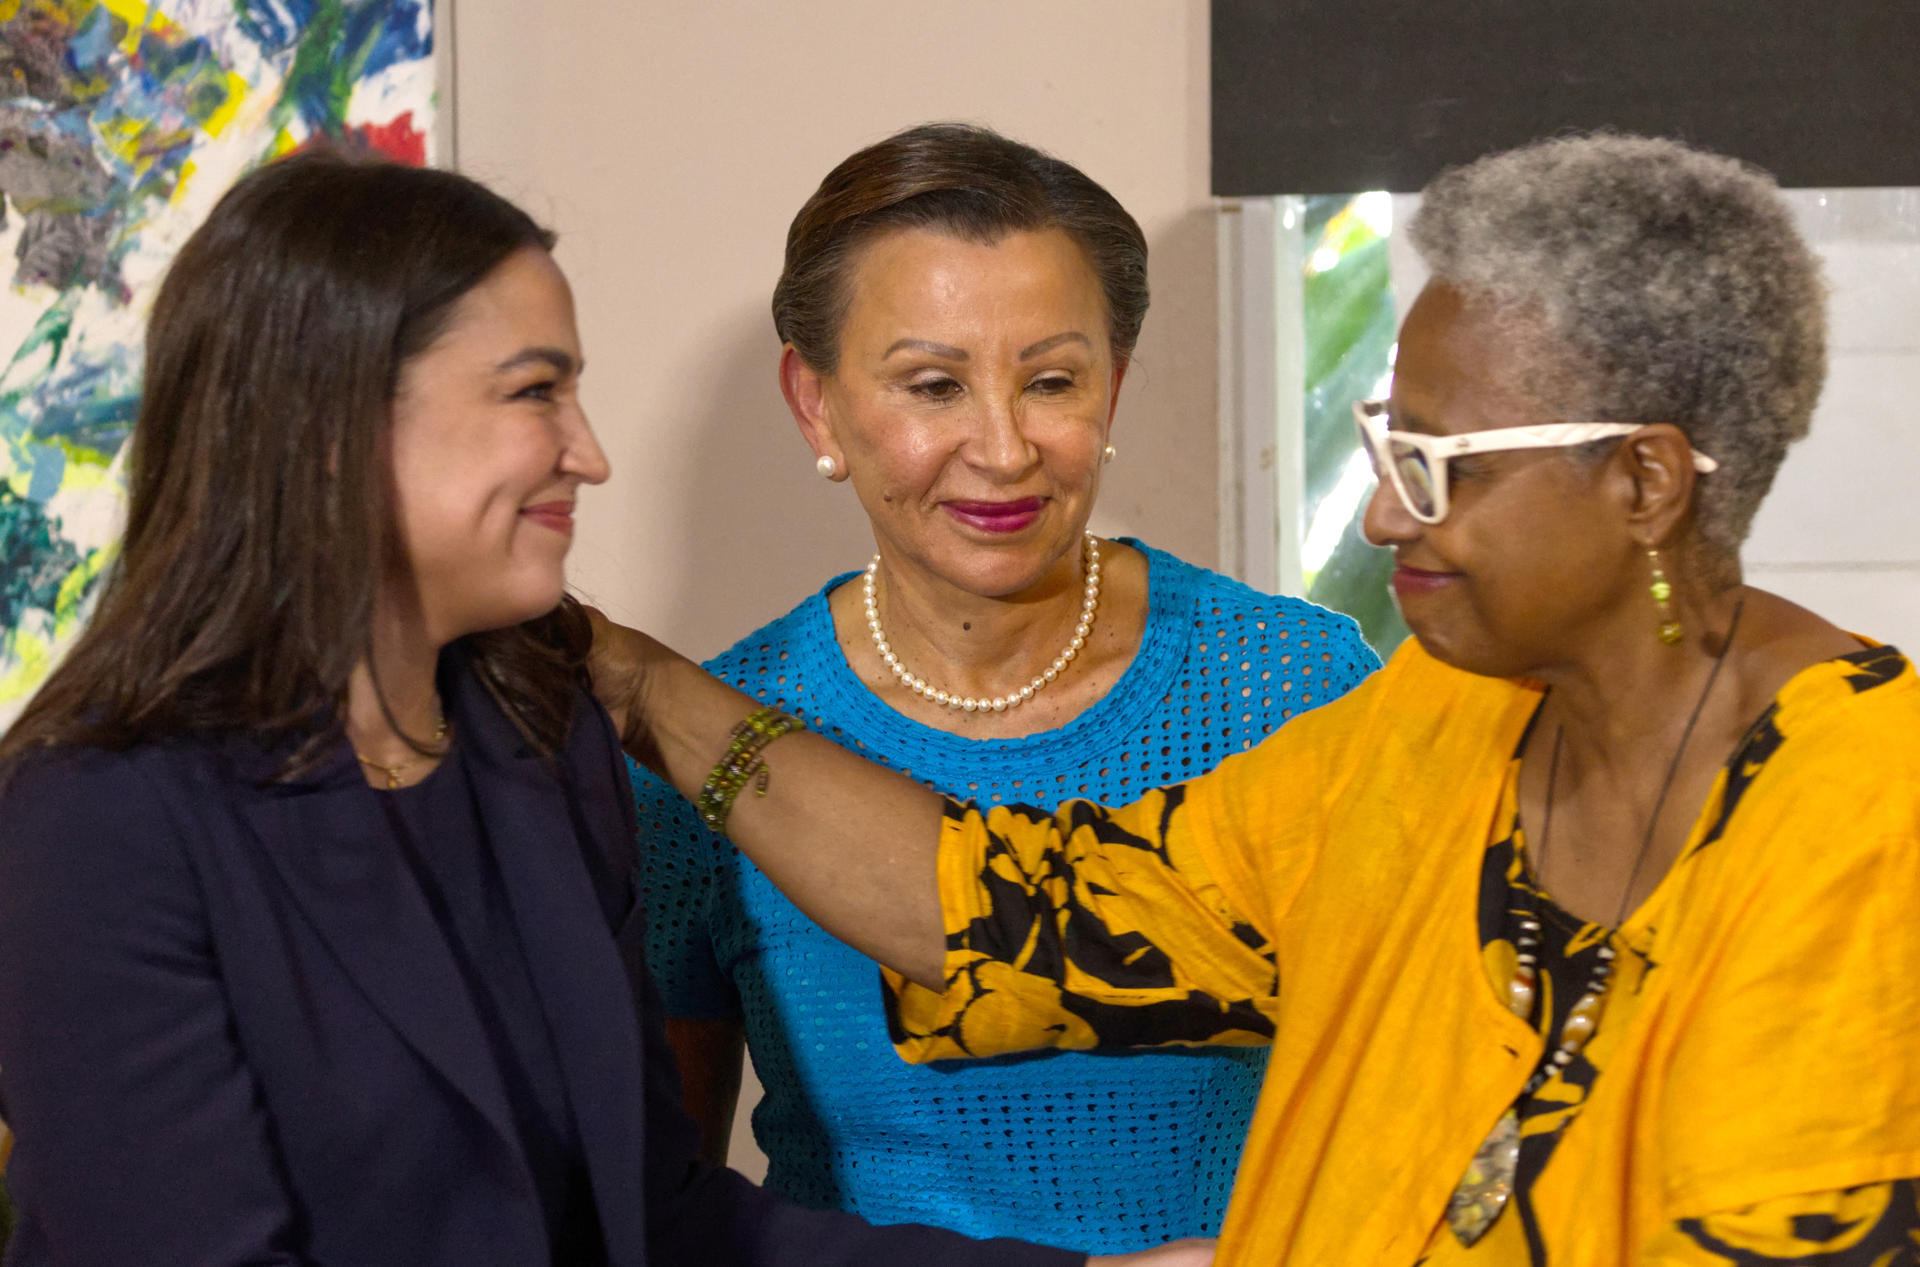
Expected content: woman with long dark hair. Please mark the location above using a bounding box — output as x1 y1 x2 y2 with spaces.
0 152 1186 1267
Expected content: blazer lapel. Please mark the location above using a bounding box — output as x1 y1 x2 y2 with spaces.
450 668 652 1262
241 745 522 1156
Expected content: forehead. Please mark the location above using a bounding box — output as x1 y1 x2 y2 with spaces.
429 247 579 360
1391 281 1560 431
839 226 1107 342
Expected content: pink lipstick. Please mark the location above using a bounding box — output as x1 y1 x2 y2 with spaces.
944 497 1044 534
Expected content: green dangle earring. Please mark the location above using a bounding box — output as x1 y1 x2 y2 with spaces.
1648 548 1682 645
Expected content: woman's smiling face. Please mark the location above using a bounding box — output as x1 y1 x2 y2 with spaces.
796 226 1122 600
386 246 610 643
1362 282 1639 677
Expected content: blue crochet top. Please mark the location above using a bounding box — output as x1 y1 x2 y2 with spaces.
632 541 1379 1252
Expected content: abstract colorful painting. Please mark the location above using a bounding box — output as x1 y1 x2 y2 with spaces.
0 0 436 726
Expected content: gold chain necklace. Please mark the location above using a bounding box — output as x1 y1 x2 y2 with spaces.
354 711 451 789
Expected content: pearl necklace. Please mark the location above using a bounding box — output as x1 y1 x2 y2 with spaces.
863 534 1101 713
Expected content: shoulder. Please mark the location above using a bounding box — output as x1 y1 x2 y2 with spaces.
1724 644 1920 836
2 737 228 828
702 579 849 681
1127 539 1380 683
1778 643 1920 735
0 741 219 921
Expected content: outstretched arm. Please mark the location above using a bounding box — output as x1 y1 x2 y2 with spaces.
589 609 1288 1047
590 608 951 987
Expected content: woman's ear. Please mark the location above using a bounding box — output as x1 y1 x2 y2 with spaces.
779 344 846 480
1106 356 1130 426
1617 423 1701 546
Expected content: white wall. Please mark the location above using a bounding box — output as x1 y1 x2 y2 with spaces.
1741 189 1920 650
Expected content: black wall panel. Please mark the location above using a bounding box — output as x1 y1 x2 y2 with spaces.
1212 1 1920 194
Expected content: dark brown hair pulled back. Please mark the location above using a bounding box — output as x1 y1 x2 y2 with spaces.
772 122 1149 374
0 150 589 777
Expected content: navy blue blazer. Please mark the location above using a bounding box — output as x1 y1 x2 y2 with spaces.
0 659 1082 1267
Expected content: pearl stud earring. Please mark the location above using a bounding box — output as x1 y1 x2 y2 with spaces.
816 455 837 479
1102 444 1116 464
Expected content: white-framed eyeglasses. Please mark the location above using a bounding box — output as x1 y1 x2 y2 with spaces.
1351 399 1720 526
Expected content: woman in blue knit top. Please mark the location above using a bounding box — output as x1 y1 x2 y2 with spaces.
630 123 1378 1253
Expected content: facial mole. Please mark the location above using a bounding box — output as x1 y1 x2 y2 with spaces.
963 622 971 631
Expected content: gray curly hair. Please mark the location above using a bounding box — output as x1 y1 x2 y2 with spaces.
1408 132 1827 561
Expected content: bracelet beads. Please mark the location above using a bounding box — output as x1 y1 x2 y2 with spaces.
696 705 806 833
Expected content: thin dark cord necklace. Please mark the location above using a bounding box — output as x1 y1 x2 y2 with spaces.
1539 597 1746 927
1447 597 1747 1245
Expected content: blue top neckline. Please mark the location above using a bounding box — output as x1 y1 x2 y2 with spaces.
789 537 1198 766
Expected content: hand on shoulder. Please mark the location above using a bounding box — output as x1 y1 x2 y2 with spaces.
582 604 666 756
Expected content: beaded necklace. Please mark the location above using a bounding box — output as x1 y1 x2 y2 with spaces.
1446 600 1745 1245
863 533 1101 713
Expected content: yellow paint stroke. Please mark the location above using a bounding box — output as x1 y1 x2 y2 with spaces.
51 439 114 484
53 543 115 626
201 69 249 137
0 631 52 705
101 0 159 54
96 118 182 186
0 1 21 24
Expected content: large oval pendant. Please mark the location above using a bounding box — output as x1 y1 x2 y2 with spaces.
1447 1107 1521 1245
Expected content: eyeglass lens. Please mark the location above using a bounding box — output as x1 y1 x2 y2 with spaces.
1390 439 1439 518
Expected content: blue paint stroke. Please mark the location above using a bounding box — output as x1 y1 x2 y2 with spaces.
352 0 433 78
0 485 81 634
264 0 433 139
65 4 118 73
25 445 64 503
233 0 322 56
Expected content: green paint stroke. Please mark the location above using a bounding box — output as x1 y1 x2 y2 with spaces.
0 483 83 635
271 0 388 139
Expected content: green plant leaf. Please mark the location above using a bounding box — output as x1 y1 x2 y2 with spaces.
1303 238 1389 387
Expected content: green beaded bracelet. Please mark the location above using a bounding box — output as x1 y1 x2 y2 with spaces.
695 705 806 833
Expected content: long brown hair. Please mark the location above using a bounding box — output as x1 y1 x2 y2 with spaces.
0 151 590 777
772 122 1149 375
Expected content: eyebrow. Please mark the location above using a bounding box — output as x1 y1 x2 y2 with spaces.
1386 404 1438 435
495 347 580 375
882 338 967 361
1018 331 1091 360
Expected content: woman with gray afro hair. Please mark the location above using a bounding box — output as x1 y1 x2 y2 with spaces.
594 132 1920 1265
1409 132 1827 568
